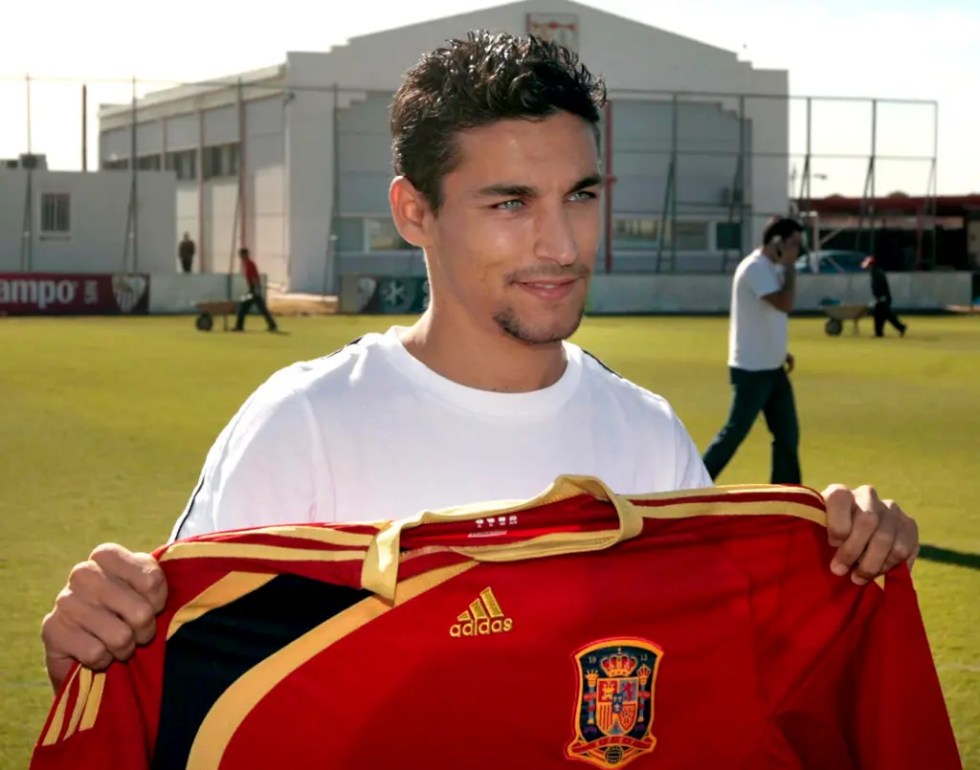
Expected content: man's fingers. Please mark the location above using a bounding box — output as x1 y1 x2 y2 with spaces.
879 500 919 574
51 588 140 660
69 556 160 647
830 485 881 576
41 610 115 683
852 516 899 585
90 544 168 612
822 484 854 548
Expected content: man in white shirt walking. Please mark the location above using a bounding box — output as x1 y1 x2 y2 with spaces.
703 218 803 484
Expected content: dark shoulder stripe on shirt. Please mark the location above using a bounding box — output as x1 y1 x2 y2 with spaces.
582 349 624 380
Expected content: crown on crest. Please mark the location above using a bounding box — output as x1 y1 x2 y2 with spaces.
600 651 638 678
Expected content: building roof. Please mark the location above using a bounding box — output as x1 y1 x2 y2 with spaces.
799 194 980 218
99 64 286 122
335 0 741 59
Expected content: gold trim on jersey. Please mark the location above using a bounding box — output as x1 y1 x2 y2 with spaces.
79 672 106 732
159 541 369 565
40 665 108 746
41 667 78 746
631 498 825 526
361 477 825 600
185 561 477 770
167 572 278 640
154 478 829 608
155 478 826 604
362 476 644 599
63 667 92 740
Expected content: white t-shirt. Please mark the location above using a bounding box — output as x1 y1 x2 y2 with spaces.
728 251 788 371
171 326 712 540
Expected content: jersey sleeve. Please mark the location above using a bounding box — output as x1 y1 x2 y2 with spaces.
29 664 152 770
170 370 332 541
846 565 962 769
741 258 781 299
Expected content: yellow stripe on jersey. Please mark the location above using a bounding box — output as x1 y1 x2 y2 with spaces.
63 667 93 740
632 498 826 526
79 673 106 732
185 561 478 770
167 572 278 640
202 524 376 548
41 667 79 746
159 541 368 565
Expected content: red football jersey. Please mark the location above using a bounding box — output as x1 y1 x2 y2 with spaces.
30 478 961 770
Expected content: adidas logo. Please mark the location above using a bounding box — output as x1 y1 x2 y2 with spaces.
449 587 514 638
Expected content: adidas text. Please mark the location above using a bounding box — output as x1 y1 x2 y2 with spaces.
450 618 514 638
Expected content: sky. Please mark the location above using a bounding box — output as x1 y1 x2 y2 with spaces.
0 0 976 196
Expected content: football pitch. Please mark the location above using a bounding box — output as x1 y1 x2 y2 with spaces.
1 312 977 768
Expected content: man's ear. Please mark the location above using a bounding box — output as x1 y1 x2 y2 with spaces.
389 176 432 248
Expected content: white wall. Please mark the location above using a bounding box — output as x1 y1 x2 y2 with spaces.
246 96 288 287
165 113 199 150
0 170 176 275
586 272 973 314
148 273 254 313
285 86 334 293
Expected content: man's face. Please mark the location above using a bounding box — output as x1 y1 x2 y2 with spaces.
423 111 603 345
782 231 803 261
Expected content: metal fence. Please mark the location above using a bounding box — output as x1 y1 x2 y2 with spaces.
0 74 939 282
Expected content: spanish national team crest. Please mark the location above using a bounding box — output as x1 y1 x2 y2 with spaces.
566 638 663 768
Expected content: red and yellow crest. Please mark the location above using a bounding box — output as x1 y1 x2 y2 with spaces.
566 638 663 768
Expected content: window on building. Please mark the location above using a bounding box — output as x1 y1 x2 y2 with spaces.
203 143 240 180
716 221 742 250
137 154 161 171
612 217 667 250
40 193 70 237
223 143 240 176
103 158 129 171
366 217 413 251
673 221 709 251
334 217 365 252
203 146 223 179
165 149 198 181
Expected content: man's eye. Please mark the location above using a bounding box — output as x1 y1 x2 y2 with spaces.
494 200 524 211
569 191 598 202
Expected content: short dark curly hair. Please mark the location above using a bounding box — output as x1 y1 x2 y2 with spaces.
390 30 607 212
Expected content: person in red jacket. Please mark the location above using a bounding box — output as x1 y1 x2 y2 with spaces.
234 248 278 332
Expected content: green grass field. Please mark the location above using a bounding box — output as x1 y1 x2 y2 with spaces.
1 313 977 768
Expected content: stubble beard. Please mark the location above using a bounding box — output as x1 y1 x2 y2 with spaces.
493 300 586 345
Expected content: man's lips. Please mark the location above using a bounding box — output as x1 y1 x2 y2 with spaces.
514 277 579 299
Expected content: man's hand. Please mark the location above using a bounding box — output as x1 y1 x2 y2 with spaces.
784 352 795 374
41 544 168 691
823 485 920 585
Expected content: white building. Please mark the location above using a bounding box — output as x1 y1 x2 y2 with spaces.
0 165 176 275
98 0 789 295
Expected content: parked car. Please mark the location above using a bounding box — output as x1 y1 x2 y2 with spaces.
796 250 870 274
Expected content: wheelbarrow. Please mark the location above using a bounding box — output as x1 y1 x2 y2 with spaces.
194 300 239 332
820 303 870 336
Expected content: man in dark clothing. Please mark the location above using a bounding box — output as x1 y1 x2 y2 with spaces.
178 233 195 273
234 248 278 332
862 256 907 338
